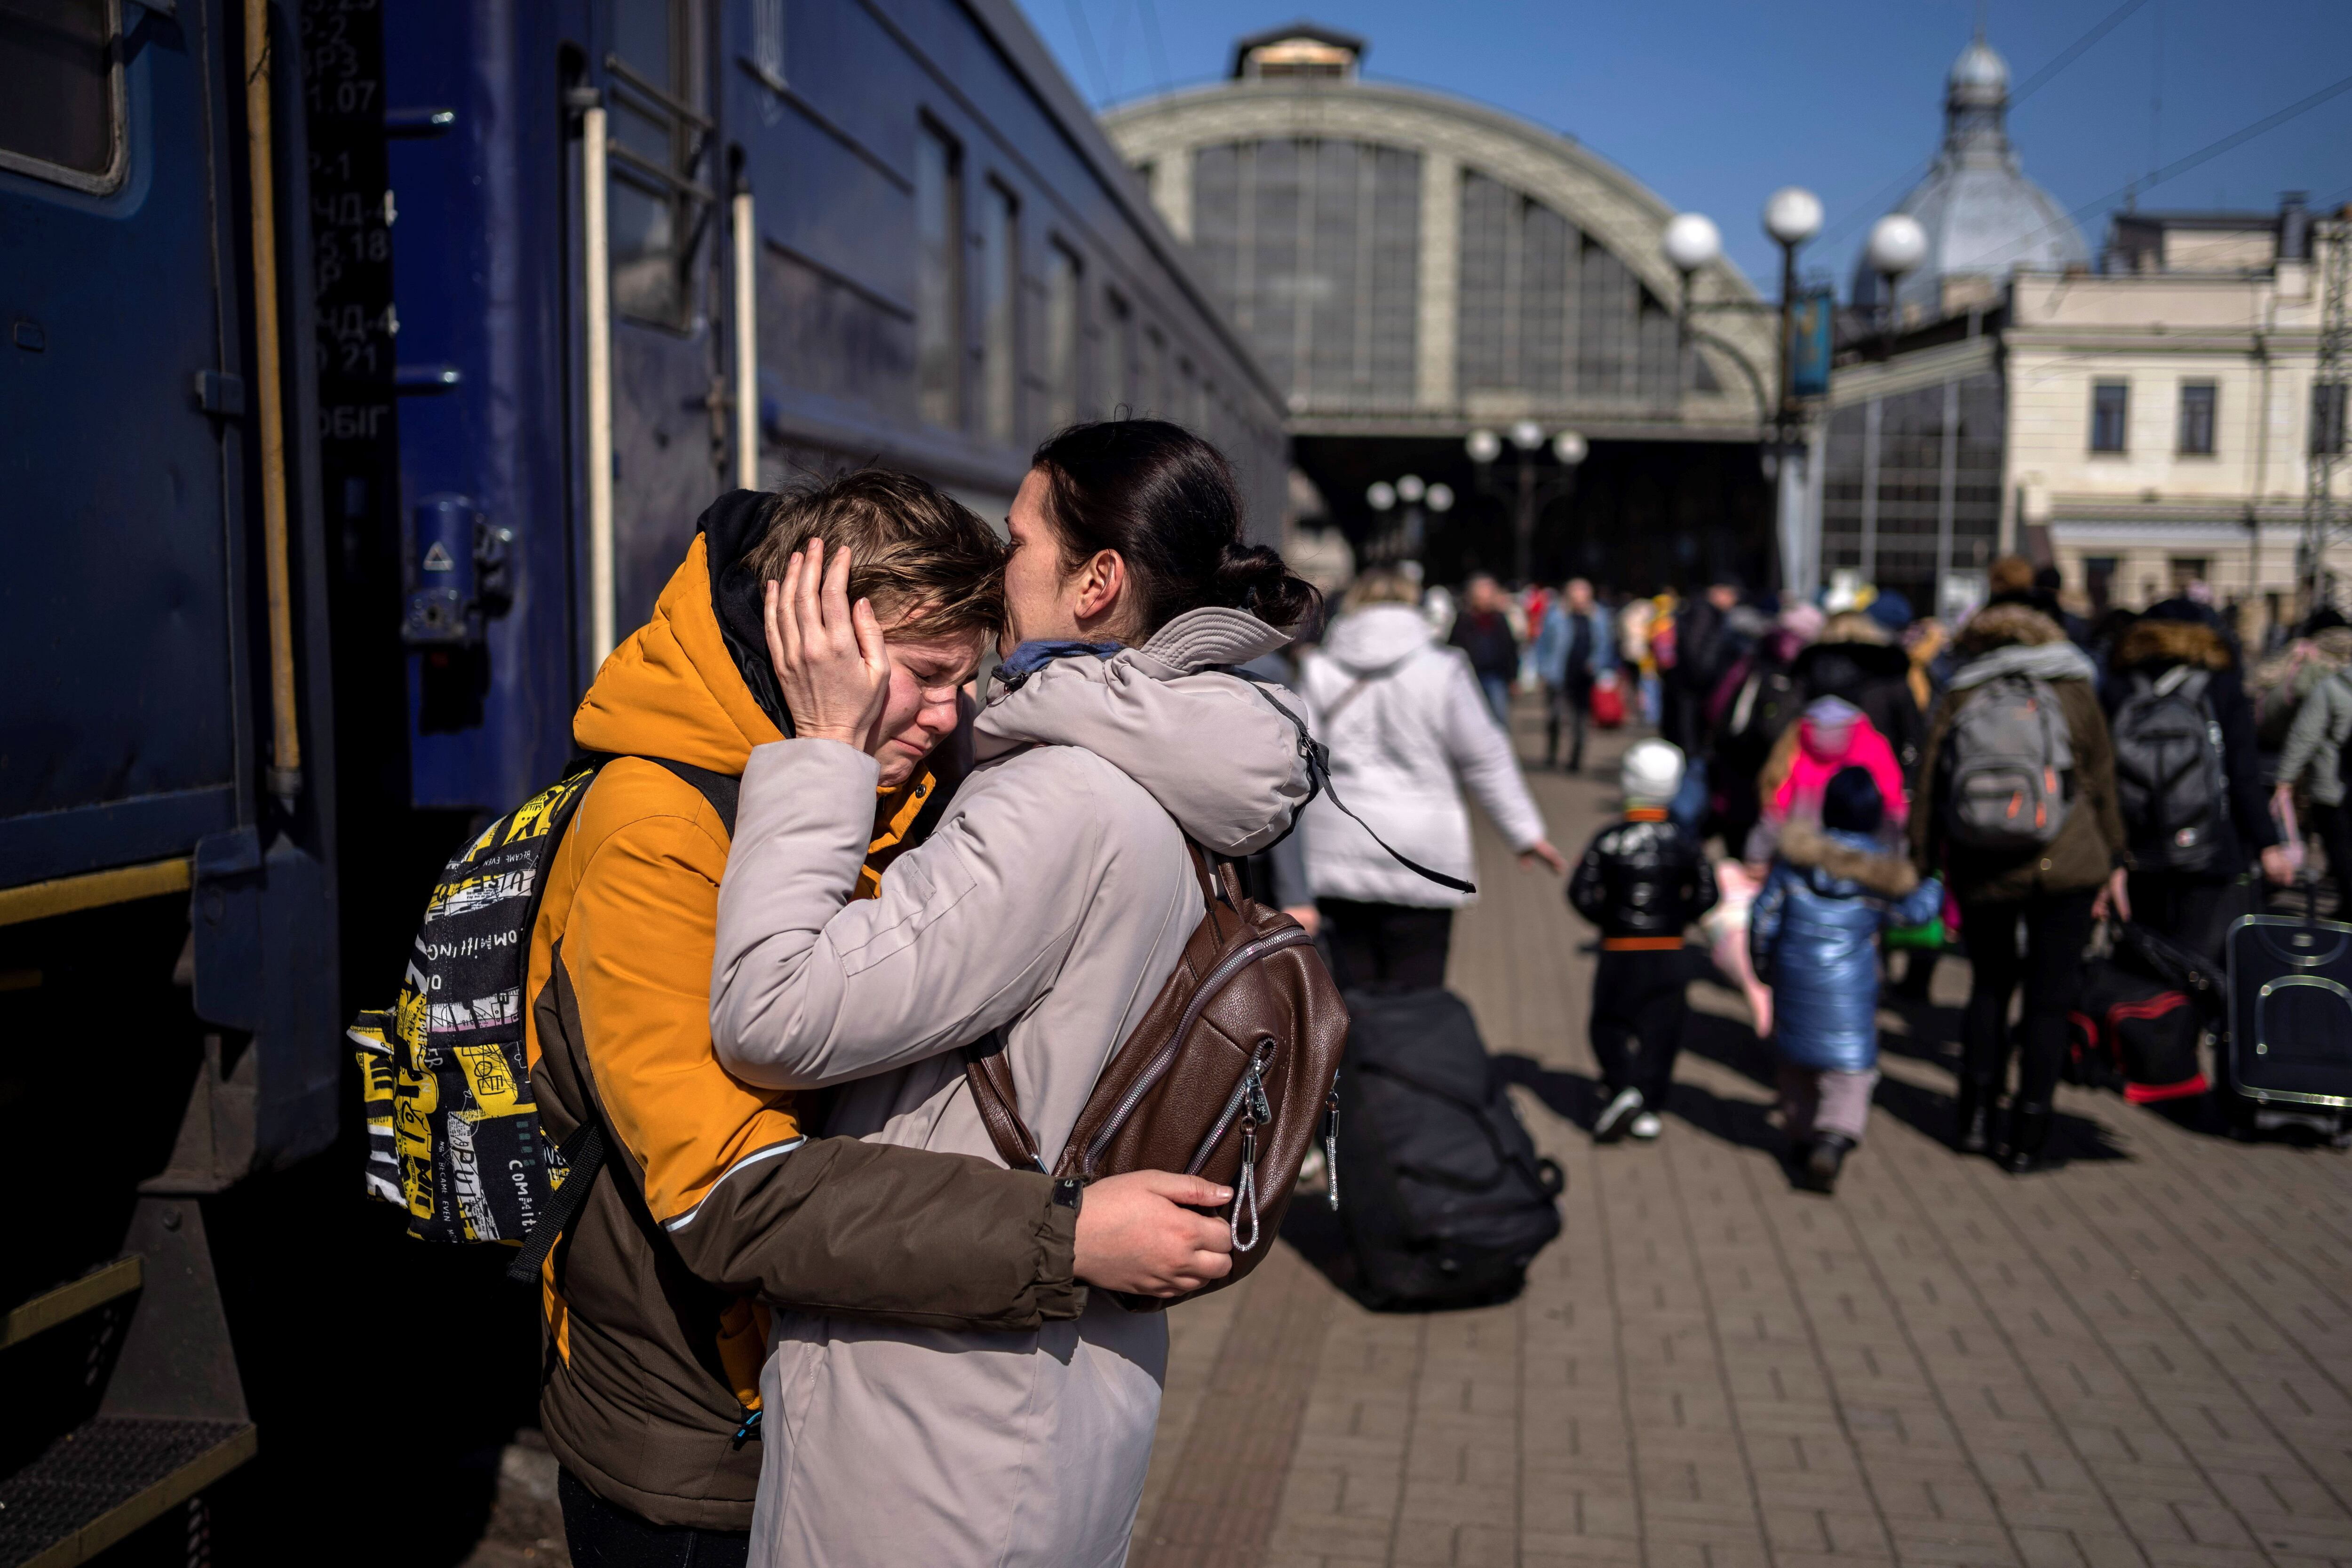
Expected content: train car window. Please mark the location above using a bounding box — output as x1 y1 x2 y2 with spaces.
1100 291 1131 417
0 0 124 193
1143 326 1167 419
978 181 1018 444
1044 241 1081 431
914 122 963 429
607 0 706 328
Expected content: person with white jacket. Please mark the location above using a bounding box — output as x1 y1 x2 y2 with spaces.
707 421 1319 1568
1298 568 1565 991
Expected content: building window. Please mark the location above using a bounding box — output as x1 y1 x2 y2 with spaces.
914 122 963 429
2090 381 2129 453
607 0 708 329
2169 557 2210 595
1457 174 1576 401
0 0 123 192
977 180 1018 444
1189 138 1422 413
2315 382 2349 456
2177 382 2217 455
1100 291 1131 416
1043 241 1081 432
2083 557 2119 617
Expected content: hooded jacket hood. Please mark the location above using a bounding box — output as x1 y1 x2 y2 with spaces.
1321 601 1438 674
974 606 1307 856
1956 601 2065 656
2114 616 2232 674
1949 637 2098 693
573 512 787 773
1778 820 1920 899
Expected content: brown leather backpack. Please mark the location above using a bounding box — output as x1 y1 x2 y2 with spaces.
963 843 1349 1309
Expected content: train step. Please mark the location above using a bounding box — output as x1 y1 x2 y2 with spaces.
0 1416 257 1568
0 1259 143 1353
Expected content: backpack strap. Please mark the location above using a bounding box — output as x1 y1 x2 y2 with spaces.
962 1031 1047 1174
505 754 746 1286
504 1122 608 1284
1228 670 1477 896
960 840 1239 1178
576 752 741 836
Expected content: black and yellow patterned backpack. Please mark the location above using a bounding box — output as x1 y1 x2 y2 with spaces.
348 756 737 1283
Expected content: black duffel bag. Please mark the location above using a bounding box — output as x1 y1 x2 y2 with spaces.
2065 921 2220 1104
1335 987 1564 1312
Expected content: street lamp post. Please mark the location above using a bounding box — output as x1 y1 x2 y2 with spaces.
1464 425 1584 586
1662 188 1824 597
1866 213 1928 360
1366 475 1455 565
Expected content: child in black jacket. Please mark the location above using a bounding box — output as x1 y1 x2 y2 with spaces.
1569 739 1719 1141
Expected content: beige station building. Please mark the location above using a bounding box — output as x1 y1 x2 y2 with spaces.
1821 38 2349 635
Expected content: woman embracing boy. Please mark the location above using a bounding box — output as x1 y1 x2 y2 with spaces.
708 420 1323 1568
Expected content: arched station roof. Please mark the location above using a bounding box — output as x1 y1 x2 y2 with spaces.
1103 54 1774 442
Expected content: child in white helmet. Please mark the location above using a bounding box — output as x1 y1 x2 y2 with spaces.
1568 740 1719 1141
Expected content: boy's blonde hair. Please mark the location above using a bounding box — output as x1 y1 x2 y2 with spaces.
742 469 1005 639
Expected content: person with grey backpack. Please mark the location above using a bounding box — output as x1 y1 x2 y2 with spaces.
1912 604 2129 1172
2106 604 2291 964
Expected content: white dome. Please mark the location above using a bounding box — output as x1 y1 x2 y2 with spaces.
1854 31 2086 318
1948 38 2008 97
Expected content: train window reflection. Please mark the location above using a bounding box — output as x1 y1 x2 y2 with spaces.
915 122 963 429
0 0 123 192
979 181 1018 444
1100 290 1131 417
607 0 704 328
1044 242 1081 431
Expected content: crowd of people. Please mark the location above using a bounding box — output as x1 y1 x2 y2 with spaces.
1433 552 2344 1190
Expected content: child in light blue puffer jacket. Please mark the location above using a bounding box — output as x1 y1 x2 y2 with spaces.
1750 766 1943 1193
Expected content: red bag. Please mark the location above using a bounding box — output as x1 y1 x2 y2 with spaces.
1590 674 1625 730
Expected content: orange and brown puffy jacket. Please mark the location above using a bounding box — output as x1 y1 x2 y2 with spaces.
525 498 1083 1530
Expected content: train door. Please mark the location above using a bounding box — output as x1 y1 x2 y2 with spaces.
0 1 246 883
594 0 730 640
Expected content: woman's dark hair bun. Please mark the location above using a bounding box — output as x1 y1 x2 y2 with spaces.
1215 541 1320 630
1031 419 1322 637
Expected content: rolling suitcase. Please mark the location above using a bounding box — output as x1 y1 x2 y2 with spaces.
1335 987 1564 1312
2225 882 2352 1136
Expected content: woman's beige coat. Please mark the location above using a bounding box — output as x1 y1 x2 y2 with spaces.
708 607 1310 1568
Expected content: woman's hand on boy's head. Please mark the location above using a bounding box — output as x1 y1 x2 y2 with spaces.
765 539 891 752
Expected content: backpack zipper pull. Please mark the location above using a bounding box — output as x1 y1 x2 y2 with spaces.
1229 1058 1269 1254
1322 1080 1341 1213
1230 1122 1261 1252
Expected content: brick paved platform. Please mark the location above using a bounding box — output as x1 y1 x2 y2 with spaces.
1133 716 2352 1568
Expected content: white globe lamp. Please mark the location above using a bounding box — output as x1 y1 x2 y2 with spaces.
1866 214 1928 278
1509 419 1545 452
1662 212 1722 275
1395 474 1426 504
1366 480 1396 512
1551 430 1588 467
1763 186 1824 248
1425 483 1454 513
1464 428 1502 464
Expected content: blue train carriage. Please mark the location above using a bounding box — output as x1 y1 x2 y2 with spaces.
376 0 1288 825
0 0 343 1560
2 0 1285 1560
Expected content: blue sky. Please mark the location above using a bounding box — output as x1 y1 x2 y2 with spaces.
1013 0 2352 295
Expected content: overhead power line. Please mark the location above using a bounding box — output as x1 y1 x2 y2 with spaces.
1137 0 1172 95
1958 69 2352 270
1064 0 1110 102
